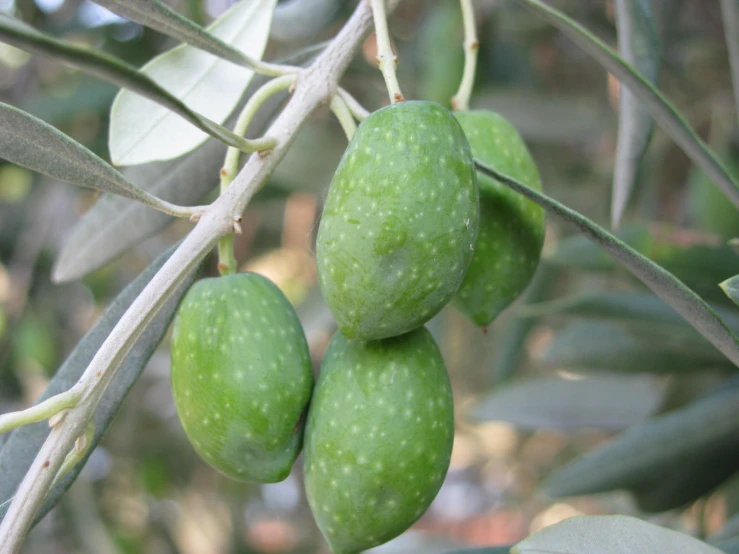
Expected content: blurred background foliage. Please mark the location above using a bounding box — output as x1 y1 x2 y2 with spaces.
0 0 738 553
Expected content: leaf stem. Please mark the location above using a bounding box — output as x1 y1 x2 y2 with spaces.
370 0 404 103
330 94 358 140
0 388 81 436
474 158 739 368
338 87 371 120
451 0 478 111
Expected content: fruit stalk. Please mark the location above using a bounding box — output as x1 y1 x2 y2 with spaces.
330 94 358 140
0 2 401 549
451 0 479 111
369 0 404 103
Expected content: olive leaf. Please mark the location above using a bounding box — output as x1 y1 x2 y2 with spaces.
720 0 739 124
491 264 556 384
519 292 739 333
470 374 663 430
543 385 739 499
539 320 733 374
631 445 739 512
0 13 261 157
476 160 739 368
546 226 739 302
722 275 739 307
513 0 739 211
512 515 725 554
270 0 343 41
611 0 659 227
0 244 196 525
91 0 260 68
0 102 189 216
109 0 277 166
51 43 326 283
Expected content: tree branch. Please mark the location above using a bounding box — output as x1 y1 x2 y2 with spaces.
0 1 400 551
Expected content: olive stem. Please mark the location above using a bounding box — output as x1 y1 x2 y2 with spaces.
330 94 358 140
217 74 297 276
369 0 404 103
338 87 371 121
0 3 402 549
0 388 81 436
451 0 478 112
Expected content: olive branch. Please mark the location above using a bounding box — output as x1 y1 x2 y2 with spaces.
0 1 400 550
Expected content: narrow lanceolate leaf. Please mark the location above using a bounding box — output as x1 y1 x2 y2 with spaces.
0 102 189 216
0 245 196 525
722 275 739 307
539 320 733 374
51 41 325 283
543 386 739 499
546 225 739 302
519 293 739 334
470 374 662 431
110 0 277 166
512 515 725 554
514 0 739 211
492 264 556 383
475 160 739 368
611 0 659 227
721 0 739 124
0 14 263 158
92 0 263 69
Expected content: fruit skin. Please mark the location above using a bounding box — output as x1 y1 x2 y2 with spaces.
170 273 313 483
317 100 479 341
304 327 454 554
453 111 545 326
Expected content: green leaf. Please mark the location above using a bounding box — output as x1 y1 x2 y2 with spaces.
109 0 277 166
631 444 739 512
512 515 725 554
0 101 187 216
476 160 739 368
270 0 342 41
611 0 659 227
0 244 196 525
514 0 739 211
543 385 739 499
0 13 262 158
470 374 662 430
546 226 739 302
92 0 263 68
519 293 739 334
540 320 733 374
51 43 324 283
720 0 739 124
722 275 739 307
492 264 557 383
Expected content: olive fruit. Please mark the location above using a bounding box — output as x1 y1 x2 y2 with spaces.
317 100 479 341
453 110 545 326
170 273 313 483
304 327 454 553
